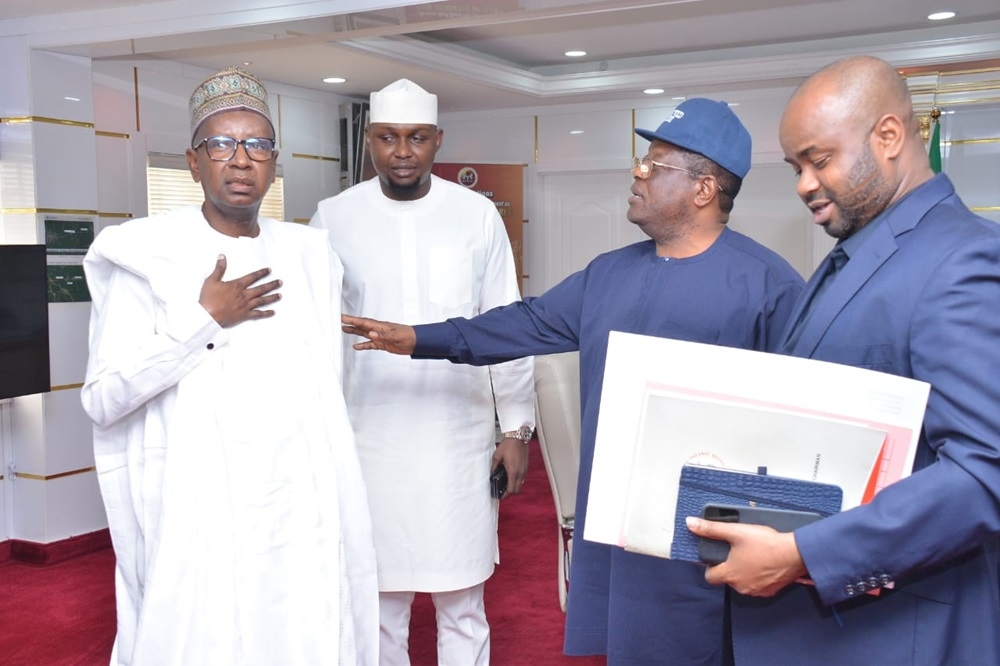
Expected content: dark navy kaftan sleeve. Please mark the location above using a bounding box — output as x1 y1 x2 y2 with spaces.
412 268 588 365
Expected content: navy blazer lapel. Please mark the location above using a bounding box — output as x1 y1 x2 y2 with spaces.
791 223 899 357
779 174 954 356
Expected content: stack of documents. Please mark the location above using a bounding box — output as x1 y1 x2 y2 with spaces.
583 332 930 559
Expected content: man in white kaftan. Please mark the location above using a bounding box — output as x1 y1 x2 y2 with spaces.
310 79 534 665
81 67 378 666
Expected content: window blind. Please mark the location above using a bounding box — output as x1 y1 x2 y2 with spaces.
146 153 285 221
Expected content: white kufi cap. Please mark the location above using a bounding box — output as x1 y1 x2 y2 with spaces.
369 78 438 125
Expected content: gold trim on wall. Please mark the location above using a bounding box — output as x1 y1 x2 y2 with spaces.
292 218 311 224
631 108 636 157
96 130 130 139
916 97 1000 111
50 383 84 392
971 206 1000 212
909 81 1000 96
14 466 96 481
946 137 1000 145
99 212 133 219
277 94 283 149
133 67 141 132
534 116 539 163
0 116 95 129
291 153 340 162
1 208 98 215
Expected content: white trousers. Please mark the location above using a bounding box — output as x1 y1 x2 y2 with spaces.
379 583 490 666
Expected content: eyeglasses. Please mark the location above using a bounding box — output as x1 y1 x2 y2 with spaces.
631 156 698 179
631 155 724 192
193 136 276 162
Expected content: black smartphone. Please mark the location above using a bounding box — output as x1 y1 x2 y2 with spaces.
490 464 508 499
698 504 823 565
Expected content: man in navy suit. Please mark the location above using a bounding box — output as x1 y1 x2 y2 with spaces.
687 55 1000 664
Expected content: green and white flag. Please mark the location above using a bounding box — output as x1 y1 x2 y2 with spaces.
929 115 942 174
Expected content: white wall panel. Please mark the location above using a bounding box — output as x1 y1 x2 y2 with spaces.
0 36 30 117
7 392 104 542
437 114 534 165
11 476 46 542
0 213 38 245
127 131 151 221
43 472 106 541
944 104 1000 215
0 480 7 542
41 391 92 472
277 94 342 221
136 66 199 156
32 123 99 210
0 123 36 210
47 303 90 388
279 95 339 159
537 109 633 171
10 394 46 475
282 155 340 222
0 401 11 542
96 134 133 215
93 62 139 135
29 50 95 124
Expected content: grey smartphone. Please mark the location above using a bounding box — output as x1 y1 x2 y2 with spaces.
698 504 823 565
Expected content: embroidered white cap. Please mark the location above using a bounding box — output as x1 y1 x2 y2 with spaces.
369 79 438 126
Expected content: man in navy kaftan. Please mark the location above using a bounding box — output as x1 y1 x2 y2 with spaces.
344 98 804 664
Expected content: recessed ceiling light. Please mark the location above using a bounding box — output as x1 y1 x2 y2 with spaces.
727 102 740 107
644 88 665 95
927 11 956 20
564 50 587 57
570 130 584 135
242 61 252 67
63 96 81 102
672 96 687 101
323 77 347 84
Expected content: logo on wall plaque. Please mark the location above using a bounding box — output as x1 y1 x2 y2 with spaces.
457 166 479 188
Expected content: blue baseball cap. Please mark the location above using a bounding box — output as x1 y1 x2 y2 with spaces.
635 98 752 179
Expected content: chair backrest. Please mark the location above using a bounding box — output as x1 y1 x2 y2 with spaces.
534 351 581 523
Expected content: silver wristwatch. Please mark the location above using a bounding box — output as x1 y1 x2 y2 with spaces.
502 425 533 444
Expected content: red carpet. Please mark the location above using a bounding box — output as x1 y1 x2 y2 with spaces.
0 442 605 664
0 547 116 665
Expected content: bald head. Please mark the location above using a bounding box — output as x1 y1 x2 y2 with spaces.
789 56 916 139
779 55 935 239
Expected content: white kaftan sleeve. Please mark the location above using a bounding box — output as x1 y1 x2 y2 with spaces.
478 208 535 432
81 231 230 429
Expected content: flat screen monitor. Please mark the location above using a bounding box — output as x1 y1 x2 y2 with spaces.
0 244 51 399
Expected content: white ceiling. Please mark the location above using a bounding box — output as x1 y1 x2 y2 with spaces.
2 0 1000 112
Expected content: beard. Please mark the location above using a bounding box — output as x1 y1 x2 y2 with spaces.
823 146 894 240
386 177 422 195
380 171 432 202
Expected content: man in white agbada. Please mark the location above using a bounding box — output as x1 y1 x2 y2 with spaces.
310 79 535 665
81 67 378 666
